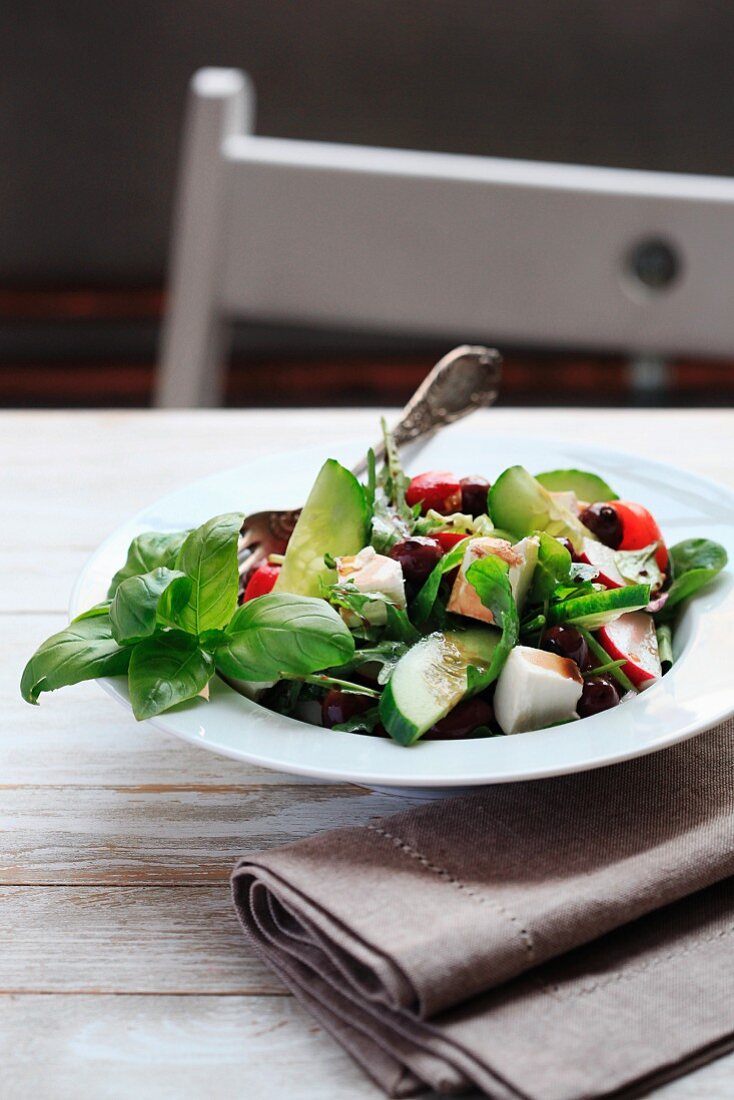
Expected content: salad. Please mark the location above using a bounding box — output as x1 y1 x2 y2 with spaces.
21 424 728 745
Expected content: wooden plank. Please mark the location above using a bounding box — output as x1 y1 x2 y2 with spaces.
0 548 90 613
0 782 411 885
1 409 381 547
0 991 731 1100
4 410 734 551
0 994 384 1100
0 886 281 995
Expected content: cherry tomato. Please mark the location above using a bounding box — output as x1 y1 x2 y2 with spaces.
405 471 462 515
609 501 668 570
434 530 468 552
242 561 281 602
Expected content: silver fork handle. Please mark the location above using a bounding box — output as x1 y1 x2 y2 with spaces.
350 345 502 479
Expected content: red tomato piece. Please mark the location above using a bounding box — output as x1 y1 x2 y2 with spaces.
609 501 668 570
242 561 281 602
405 471 462 515
434 530 468 552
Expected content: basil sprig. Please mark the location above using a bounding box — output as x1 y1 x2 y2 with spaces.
21 510 358 721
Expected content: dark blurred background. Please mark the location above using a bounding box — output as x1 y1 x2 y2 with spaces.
2 1 734 408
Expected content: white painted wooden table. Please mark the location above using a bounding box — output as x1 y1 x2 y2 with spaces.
3 409 734 1100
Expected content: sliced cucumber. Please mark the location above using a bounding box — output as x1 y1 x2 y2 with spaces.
488 466 591 550
546 584 650 630
535 468 618 502
275 459 369 597
379 627 500 746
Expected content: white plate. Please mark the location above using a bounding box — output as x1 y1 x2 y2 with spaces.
69 430 734 791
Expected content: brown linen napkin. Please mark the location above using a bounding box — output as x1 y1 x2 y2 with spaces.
232 721 734 1098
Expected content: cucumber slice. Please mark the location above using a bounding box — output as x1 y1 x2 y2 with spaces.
546 584 650 630
275 459 369 597
535 469 618 502
379 627 500 746
488 466 591 550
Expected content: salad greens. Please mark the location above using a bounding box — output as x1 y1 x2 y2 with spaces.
21 428 729 744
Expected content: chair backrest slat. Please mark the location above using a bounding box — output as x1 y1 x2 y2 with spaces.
157 68 734 407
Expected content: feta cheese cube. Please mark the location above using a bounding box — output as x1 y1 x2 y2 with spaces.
446 535 539 624
493 646 583 735
336 545 406 624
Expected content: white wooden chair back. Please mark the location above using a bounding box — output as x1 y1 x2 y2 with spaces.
156 67 734 406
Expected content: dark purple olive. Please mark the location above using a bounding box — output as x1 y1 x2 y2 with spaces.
389 537 443 586
579 503 623 549
577 675 620 718
556 536 581 563
321 690 374 728
541 624 589 669
423 697 495 740
460 476 491 517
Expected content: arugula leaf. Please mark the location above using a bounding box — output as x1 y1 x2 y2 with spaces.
381 418 412 522
341 640 409 684
464 555 519 692
333 706 382 734
127 631 213 720
174 512 244 635
655 539 728 623
214 593 355 681
368 422 415 552
328 581 419 643
21 613 131 704
107 530 190 597
527 532 572 606
411 537 471 625
109 567 192 645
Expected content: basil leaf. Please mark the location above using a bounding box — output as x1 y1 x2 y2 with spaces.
108 530 190 597
655 539 728 623
214 593 355 681
72 601 112 622
411 537 471 625
109 567 192 645
21 613 131 704
527 532 572 606
173 512 244 635
464 556 519 692
127 631 213 720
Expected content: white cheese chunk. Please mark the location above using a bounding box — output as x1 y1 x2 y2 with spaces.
336 545 406 624
494 645 583 735
447 535 539 624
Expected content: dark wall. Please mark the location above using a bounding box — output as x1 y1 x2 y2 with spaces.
2 2 733 284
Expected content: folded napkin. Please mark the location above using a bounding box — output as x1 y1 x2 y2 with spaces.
232 721 734 1098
